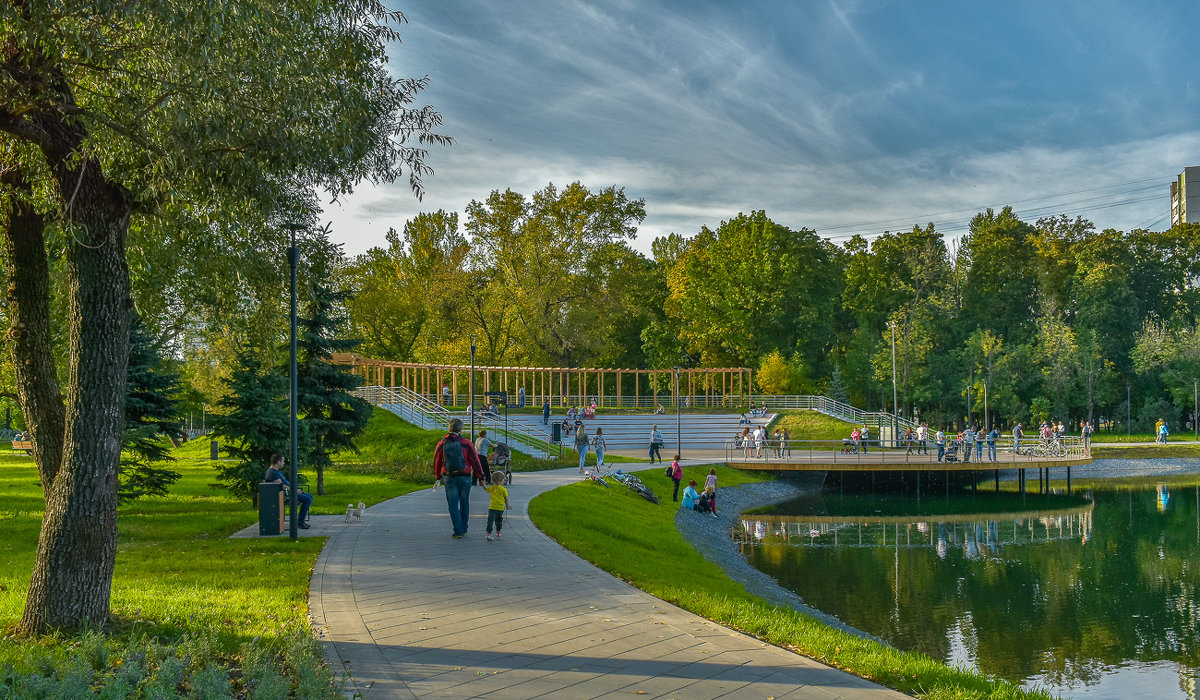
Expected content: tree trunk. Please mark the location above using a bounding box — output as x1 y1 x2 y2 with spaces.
1 169 66 489
11 106 133 634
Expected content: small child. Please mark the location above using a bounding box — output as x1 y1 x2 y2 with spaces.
484 472 511 541
704 467 717 492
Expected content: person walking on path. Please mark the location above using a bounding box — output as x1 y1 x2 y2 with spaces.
667 456 683 501
517 386 526 408
433 418 485 539
593 427 607 468
649 425 665 463
904 426 915 455
483 472 510 541
935 429 946 462
475 429 494 485
265 453 312 529
917 422 928 454
575 423 590 472
542 400 551 425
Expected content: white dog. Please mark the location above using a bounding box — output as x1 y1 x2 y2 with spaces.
344 501 366 523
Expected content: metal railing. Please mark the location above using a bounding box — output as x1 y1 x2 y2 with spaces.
724 436 1090 464
354 385 553 459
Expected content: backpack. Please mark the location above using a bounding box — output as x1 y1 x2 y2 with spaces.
441 435 467 475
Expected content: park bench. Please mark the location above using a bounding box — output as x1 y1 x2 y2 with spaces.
11 440 32 455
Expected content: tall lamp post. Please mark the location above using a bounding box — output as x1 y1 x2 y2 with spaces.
283 222 304 542
890 321 898 447
1194 378 1198 442
469 336 477 441
1126 383 1131 436
674 367 682 458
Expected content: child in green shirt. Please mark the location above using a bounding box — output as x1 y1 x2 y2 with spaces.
485 472 511 541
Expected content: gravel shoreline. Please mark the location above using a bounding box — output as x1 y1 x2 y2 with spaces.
673 473 883 642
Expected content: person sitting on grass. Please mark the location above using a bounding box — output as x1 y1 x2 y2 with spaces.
655 403 666 414
696 486 717 518
265 452 312 530
681 479 700 510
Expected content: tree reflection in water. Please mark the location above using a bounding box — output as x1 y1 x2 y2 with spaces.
736 482 1200 698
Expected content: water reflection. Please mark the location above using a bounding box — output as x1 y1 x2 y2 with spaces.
736 484 1200 699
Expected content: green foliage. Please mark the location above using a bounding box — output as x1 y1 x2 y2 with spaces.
119 317 183 502
211 349 291 499
1029 397 1051 425
297 250 372 493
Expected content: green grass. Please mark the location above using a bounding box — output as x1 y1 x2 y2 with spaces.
529 465 1056 700
1090 444 1200 459
0 407 485 696
770 410 858 442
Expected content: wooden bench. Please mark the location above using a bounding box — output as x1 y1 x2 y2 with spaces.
11 440 33 454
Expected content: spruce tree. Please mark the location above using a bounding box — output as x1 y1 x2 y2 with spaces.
120 316 183 501
828 367 851 405
297 278 371 496
212 349 290 499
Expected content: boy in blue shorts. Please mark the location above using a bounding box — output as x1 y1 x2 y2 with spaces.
485 472 511 540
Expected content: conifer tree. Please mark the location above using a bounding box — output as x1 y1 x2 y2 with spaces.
297 273 371 496
212 349 291 499
828 367 851 405
120 317 183 501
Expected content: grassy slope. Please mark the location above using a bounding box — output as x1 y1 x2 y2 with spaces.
772 409 858 442
530 465 1054 700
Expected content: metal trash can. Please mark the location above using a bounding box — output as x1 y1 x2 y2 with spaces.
258 482 284 536
551 422 561 443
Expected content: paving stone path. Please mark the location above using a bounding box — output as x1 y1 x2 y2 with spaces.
308 468 909 699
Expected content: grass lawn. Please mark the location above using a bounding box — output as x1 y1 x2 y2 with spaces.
771 409 858 442
529 465 1055 700
1090 444 1200 459
2 406 570 696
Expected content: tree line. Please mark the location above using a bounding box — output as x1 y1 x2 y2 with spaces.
340 186 1200 432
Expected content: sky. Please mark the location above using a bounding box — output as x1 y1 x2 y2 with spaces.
324 0 1200 257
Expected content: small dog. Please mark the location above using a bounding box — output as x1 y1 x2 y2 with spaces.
344 501 366 523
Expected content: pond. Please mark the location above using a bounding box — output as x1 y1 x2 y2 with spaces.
735 462 1200 699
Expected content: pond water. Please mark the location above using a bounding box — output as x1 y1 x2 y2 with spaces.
735 463 1200 699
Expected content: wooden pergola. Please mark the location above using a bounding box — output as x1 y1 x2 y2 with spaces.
333 354 754 408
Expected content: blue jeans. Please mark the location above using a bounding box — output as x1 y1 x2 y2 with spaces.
937 444 945 462
444 475 473 536
290 490 313 524
578 445 588 470
988 442 996 461
976 442 984 460
596 447 605 466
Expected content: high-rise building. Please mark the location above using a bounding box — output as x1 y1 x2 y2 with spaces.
1170 166 1200 226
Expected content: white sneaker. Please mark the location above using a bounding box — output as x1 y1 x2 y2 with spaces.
710 512 718 518
486 533 494 541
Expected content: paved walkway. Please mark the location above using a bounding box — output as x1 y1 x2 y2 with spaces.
307 468 909 699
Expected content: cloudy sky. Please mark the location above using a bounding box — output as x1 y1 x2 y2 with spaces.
324 0 1200 256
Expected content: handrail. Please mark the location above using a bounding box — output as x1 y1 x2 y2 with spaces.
724 436 1090 464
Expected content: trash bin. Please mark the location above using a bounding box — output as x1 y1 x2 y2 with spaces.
259 482 284 536
210 440 219 460
551 422 561 443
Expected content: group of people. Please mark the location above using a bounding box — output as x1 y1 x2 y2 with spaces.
680 467 719 517
433 418 511 540
734 425 790 458
1155 418 1170 444
573 422 607 472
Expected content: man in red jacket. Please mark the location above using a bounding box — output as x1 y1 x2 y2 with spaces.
434 418 485 538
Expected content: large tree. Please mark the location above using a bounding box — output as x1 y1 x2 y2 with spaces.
0 1 446 633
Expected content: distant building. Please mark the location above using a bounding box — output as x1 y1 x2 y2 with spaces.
1170 166 1200 226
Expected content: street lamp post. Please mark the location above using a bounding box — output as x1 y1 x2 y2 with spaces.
890 322 898 447
1126 383 1131 436
1194 378 1198 442
469 337 476 441
674 367 681 458
283 222 305 542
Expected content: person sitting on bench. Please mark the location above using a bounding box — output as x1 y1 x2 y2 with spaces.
265 453 312 529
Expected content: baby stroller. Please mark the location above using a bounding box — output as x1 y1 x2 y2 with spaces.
943 441 960 463
492 442 513 484
841 438 859 454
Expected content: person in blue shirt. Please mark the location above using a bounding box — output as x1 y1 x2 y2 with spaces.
542 400 551 425
680 480 700 510
986 427 999 462
265 453 313 530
